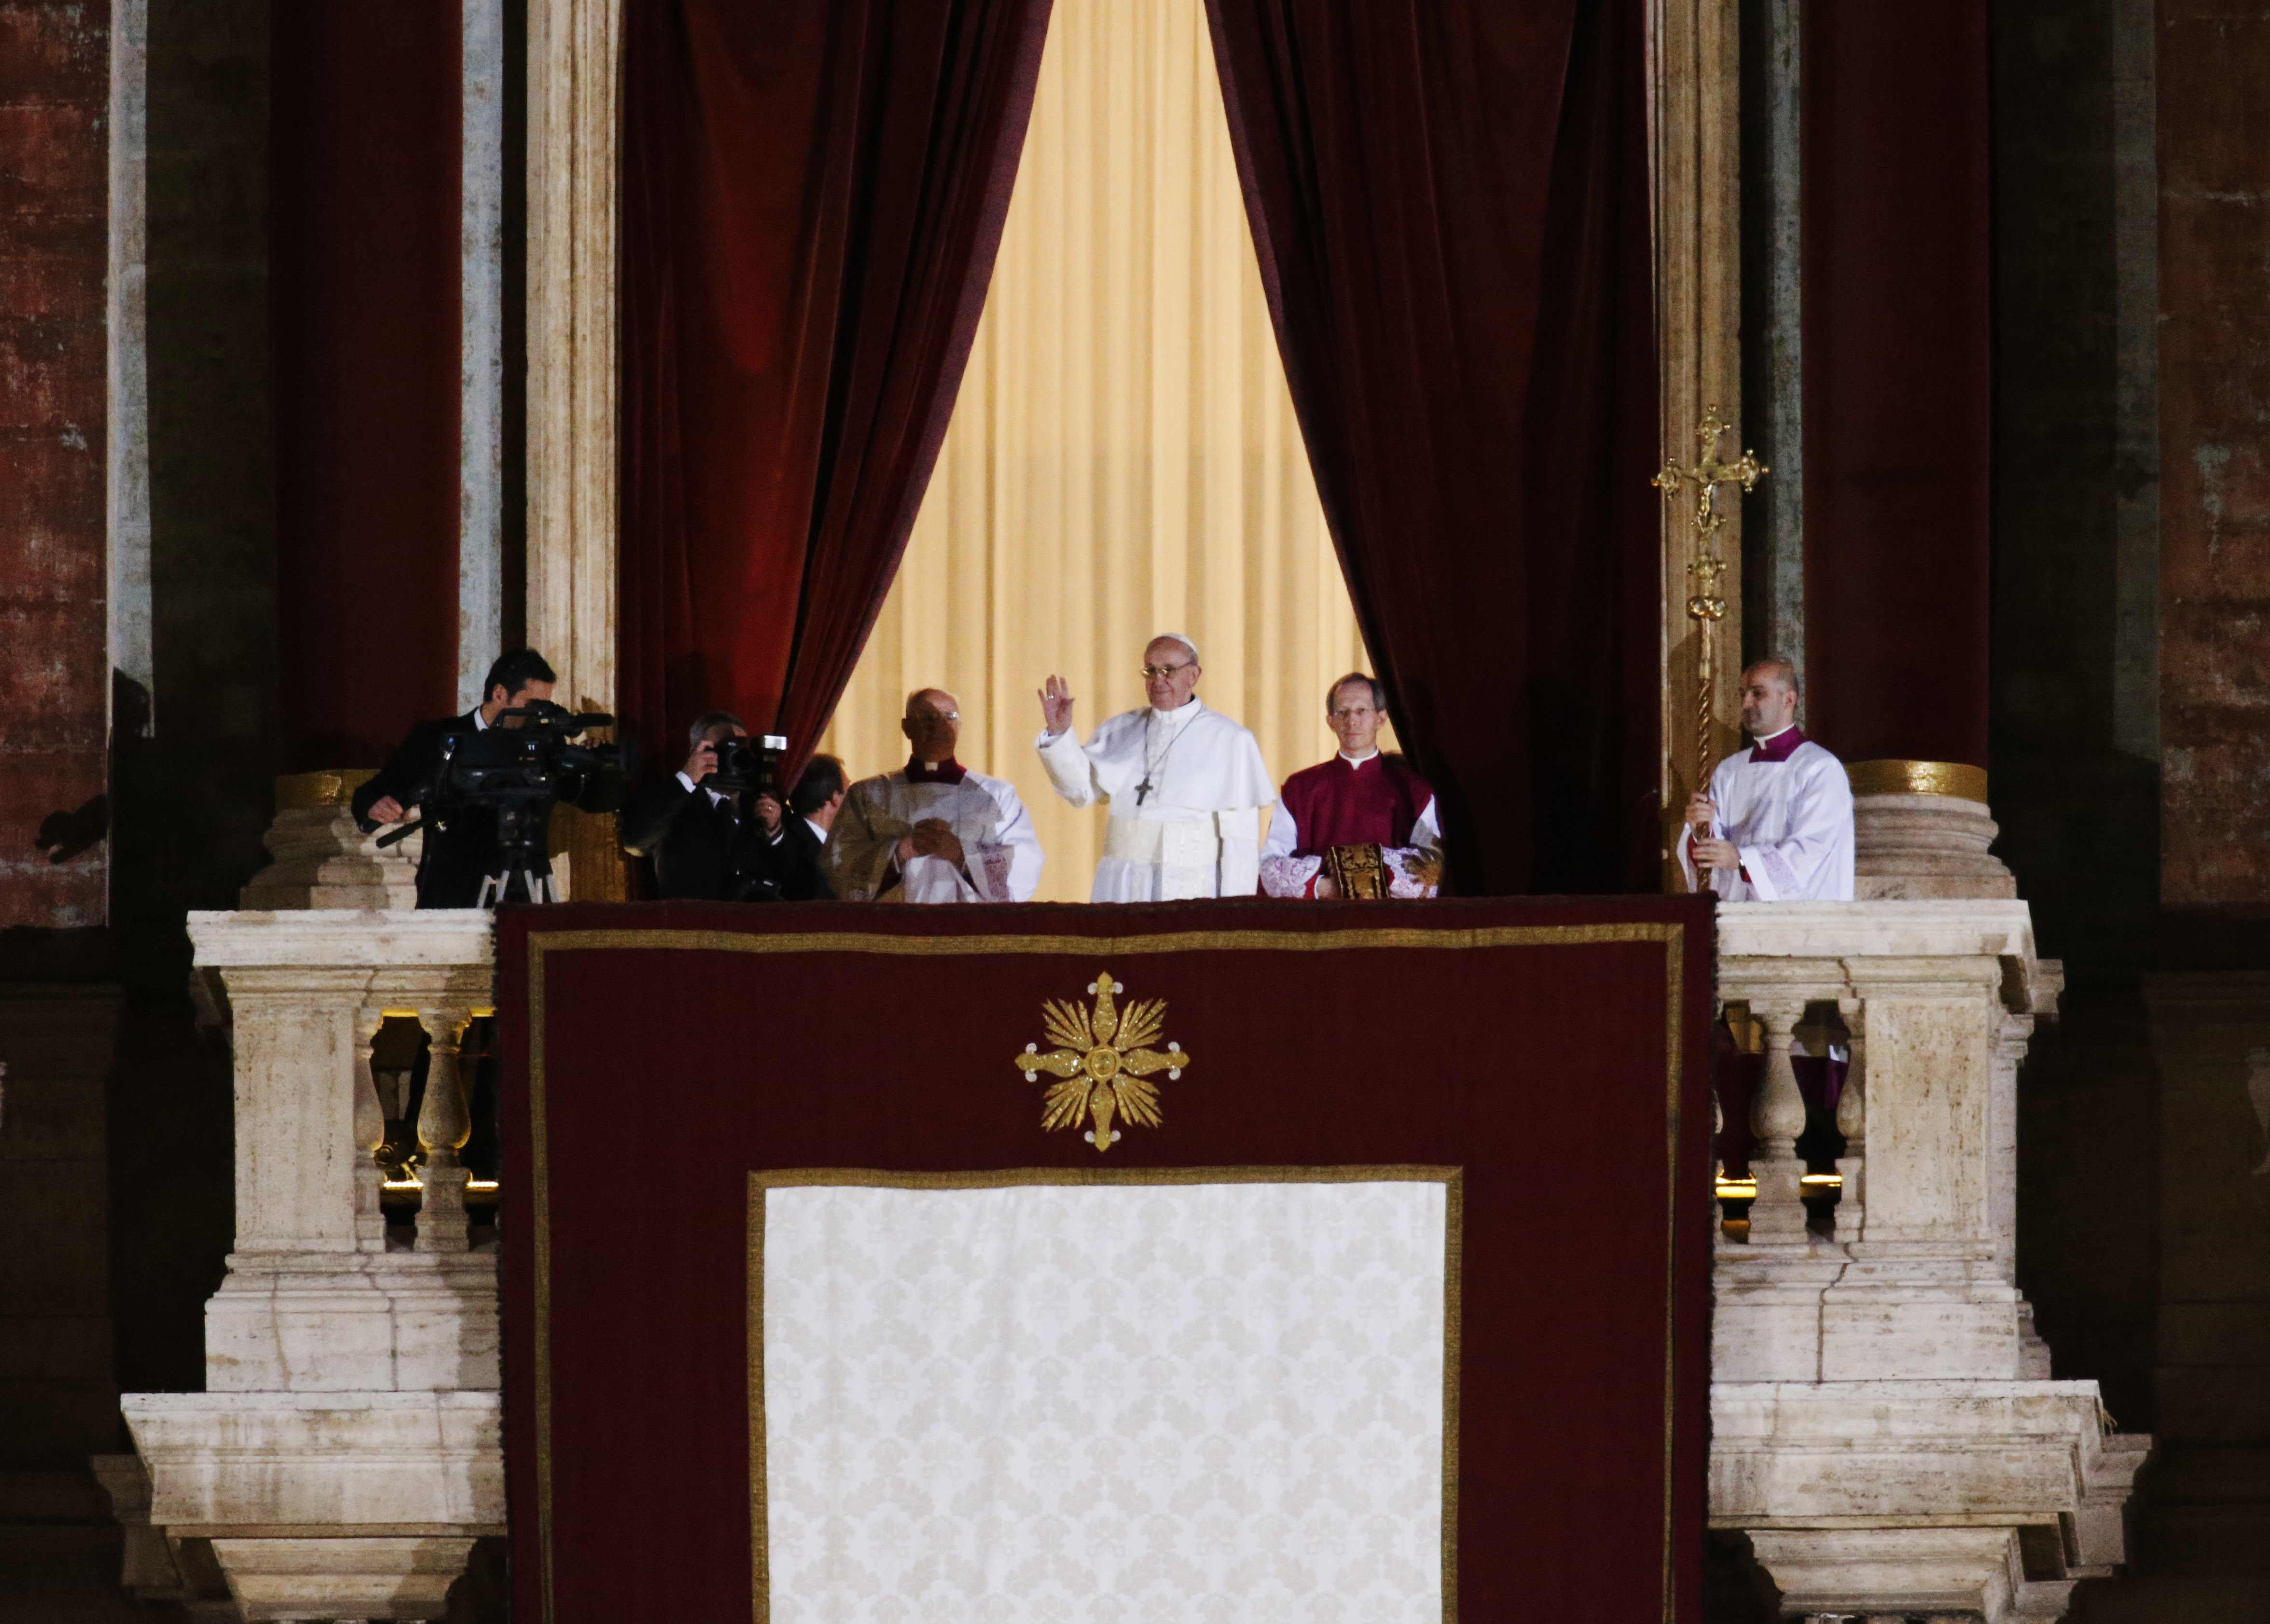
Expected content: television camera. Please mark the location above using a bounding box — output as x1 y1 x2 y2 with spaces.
360 701 629 907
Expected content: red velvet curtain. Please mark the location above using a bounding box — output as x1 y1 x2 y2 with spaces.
619 0 1052 769
1204 0 1660 895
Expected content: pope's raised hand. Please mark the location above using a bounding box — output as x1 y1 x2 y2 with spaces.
1038 674 1076 738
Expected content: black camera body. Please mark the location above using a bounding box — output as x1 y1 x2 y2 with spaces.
707 732 790 799
370 701 630 906
447 701 623 807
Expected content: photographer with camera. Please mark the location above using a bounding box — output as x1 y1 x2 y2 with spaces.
350 649 627 908
620 712 825 902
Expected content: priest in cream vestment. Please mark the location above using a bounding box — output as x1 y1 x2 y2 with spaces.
824 688 1043 903
1036 634 1276 901
1679 659 1855 901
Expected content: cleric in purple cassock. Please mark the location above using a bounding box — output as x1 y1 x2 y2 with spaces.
1260 673 1443 899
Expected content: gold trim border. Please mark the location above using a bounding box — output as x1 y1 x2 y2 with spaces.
1843 758 1989 802
523 919 1691 1624
746 1165 1465 1622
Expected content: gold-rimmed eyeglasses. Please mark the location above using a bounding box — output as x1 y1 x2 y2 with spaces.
1140 662 1194 679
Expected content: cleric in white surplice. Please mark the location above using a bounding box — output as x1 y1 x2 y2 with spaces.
1035 633 1276 901
1678 658 1855 902
823 687 1043 903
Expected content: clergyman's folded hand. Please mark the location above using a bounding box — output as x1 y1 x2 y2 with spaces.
897 819 964 869
917 819 964 868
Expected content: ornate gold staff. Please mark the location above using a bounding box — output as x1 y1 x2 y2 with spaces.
1652 407 1766 794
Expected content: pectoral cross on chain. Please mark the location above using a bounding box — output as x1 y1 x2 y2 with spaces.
1651 405 1767 791
1136 713 1176 805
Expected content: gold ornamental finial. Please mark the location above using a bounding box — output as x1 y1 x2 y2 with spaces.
1652 406 1767 795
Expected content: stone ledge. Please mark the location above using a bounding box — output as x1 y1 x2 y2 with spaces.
122 1391 503 1531
1744 1525 2038 1622
1712 1381 2137 1528
1717 898 2039 962
186 909 496 969
211 1535 479 1623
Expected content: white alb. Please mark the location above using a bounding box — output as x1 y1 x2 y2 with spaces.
1036 696 1276 900
1677 729 1855 901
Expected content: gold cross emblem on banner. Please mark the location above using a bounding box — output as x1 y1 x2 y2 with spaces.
1012 971 1189 1153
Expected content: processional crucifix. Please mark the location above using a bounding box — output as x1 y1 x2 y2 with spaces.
1652 406 1767 794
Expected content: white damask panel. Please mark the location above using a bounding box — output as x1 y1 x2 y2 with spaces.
760 1176 1450 1623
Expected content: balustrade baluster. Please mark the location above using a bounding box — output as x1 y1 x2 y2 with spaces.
1745 998 1813 1247
1833 1005 1867 1246
415 1006 475 1251
352 1008 388 1252
1710 1084 1724 1200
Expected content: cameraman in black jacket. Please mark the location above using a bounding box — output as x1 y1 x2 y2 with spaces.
351 649 621 908
620 712 825 901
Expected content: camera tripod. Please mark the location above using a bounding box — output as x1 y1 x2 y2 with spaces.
475 793 563 907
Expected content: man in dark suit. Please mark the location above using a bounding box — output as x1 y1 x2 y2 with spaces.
350 649 617 908
621 713 827 902
780 753 847 896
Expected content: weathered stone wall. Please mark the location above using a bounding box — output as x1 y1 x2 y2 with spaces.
0 1 113 931
2159 0 2270 904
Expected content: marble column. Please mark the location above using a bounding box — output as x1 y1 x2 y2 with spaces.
459 0 507 711
108 0 152 736
527 0 627 899
1739 0 1803 686
1652 0 1745 831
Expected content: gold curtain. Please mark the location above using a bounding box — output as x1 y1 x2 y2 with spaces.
821 0 1387 902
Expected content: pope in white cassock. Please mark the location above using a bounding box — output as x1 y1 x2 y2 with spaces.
822 687 1043 903
1679 658 1855 901
1037 634 1276 901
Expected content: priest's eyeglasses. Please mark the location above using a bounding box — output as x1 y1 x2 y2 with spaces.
1140 662 1194 678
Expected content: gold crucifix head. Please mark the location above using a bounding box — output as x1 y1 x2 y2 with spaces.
1652 405 1767 540
1651 408 1767 798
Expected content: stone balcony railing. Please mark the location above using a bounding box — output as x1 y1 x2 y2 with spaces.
105 889 2145 1621
1711 900 2148 1624
119 910 503 1622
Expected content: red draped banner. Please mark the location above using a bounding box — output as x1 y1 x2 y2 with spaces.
499 896 1714 1621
